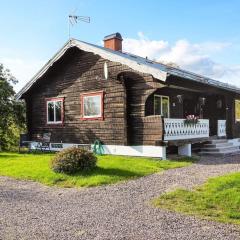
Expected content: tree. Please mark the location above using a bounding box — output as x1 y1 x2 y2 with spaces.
0 63 25 150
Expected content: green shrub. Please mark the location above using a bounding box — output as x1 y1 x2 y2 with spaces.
50 147 97 174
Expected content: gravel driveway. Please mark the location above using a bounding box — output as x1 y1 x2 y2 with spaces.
1 156 240 240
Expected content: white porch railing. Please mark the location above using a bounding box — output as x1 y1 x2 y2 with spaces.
164 118 209 141
217 120 226 137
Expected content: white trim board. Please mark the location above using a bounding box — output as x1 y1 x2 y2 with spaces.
102 145 166 159
28 142 166 159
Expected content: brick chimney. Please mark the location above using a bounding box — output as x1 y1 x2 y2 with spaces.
103 32 123 51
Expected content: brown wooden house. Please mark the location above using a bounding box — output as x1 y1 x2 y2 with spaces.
16 33 240 159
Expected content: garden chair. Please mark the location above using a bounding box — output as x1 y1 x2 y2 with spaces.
40 132 51 152
19 133 29 153
33 133 43 151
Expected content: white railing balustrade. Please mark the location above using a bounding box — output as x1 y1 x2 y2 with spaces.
164 118 209 141
217 120 226 137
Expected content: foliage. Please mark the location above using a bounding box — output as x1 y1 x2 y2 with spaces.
51 147 97 174
0 152 194 188
235 100 240 121
184 115 199 125
0 63 26 150
153 172 240 225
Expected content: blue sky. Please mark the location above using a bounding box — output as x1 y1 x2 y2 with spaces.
1 0 240 90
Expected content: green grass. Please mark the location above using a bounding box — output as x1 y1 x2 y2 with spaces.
0 152 193 188
153 172 240 225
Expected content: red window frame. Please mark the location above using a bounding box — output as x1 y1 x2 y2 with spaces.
46 97 64 125
80 91 104 120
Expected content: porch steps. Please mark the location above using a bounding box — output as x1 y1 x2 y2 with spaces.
199 139 240 156
201 146 238 152
203 142 233 148
206 139 227 144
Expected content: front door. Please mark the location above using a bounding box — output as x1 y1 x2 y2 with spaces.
203 95 226 136
183 99 198 117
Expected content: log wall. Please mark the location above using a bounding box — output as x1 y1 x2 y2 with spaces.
24 47 163 146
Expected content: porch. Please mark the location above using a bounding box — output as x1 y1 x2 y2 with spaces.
163 118 226 141
146 88 229 140
145 78 240 157
163 118 230 157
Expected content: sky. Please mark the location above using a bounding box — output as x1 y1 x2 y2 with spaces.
0 0 240 91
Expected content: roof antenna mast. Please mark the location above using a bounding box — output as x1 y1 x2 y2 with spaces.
68 14 90 39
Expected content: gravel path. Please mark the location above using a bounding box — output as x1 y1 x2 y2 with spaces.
1 156 240 240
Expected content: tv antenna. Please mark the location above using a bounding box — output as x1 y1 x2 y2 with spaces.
68 14 90 38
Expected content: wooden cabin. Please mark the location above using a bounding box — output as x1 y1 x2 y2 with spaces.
16 33 240 159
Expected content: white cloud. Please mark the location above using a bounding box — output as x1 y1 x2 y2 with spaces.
2 33 239 93
123 32 169 60
123 32 240 87
0 57 45 92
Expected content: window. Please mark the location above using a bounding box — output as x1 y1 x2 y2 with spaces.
154 95 170 118
81 91 104 120
235 99 240 122
46 98 64 124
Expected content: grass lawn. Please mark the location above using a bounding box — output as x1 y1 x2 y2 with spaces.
153 172 240 225
0 152 193 188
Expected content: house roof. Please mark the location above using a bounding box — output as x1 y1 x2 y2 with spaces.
16 38 240 99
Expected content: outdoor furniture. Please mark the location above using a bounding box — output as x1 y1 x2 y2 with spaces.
40 132 51 152
20 133 52 152
19 134 29 153
31 133 42 151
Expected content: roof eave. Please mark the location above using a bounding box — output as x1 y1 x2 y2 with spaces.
15 39 74 100
16 38 240 100
16 39 168 100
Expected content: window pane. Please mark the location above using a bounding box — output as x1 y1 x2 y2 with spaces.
162 97 169 118
154 96 161 115
48 102 54 122
84 95 101 117
235 100 240 121
55 101 62 122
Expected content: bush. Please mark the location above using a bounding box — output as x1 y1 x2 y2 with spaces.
50 147 97 174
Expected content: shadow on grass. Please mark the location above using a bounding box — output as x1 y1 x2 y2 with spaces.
0 154 22 159
69 166 143 178
174 156 197 163
0 152 55 160
22 151 55 155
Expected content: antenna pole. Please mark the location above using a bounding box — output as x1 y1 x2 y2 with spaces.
68 15 90 39
68 17 71 39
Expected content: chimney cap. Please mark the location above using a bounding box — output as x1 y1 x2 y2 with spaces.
104 32 122 41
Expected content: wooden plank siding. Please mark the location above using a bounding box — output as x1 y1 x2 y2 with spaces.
24 47 163 146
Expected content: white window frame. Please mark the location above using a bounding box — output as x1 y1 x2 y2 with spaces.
46 99 63 124
81 91 104 120
154 95 170 118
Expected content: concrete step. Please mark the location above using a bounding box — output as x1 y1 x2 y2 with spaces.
206 139 228 144
199 149 240 157
199 138 240 156
203 142 233 148
201 146 239 152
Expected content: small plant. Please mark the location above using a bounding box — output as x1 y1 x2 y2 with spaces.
50 147 97 174
184 115 199 125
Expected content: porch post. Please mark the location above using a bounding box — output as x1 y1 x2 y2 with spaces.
162 146 167 160
178 143 192 157
225 95 234 138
